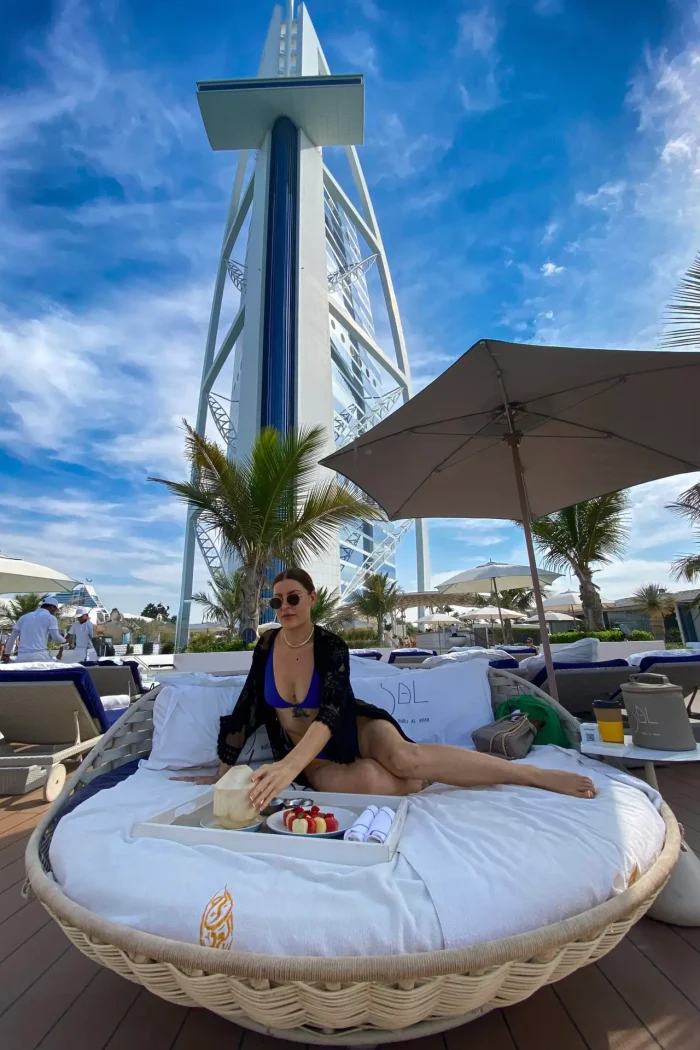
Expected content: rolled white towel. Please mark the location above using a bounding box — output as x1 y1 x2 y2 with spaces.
344 805 378 842
367 806 395 844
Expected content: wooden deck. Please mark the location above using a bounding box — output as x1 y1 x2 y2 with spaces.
2 767 700 1050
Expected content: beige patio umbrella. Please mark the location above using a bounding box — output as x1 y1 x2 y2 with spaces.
322 339 700 699
0 554 79 595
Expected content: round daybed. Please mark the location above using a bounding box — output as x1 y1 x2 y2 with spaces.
25 667 680 1045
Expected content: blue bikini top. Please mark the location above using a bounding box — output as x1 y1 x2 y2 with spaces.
264 640 321 710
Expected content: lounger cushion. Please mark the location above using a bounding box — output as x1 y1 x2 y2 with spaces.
349 649 382 659
352 659 494 746
520 637 600 677
388 648 437 663
423 648 511 668
637 655 700 673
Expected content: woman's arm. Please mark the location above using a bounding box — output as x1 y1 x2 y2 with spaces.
248 720 331 809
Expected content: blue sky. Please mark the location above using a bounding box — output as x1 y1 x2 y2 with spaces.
1 0 700 614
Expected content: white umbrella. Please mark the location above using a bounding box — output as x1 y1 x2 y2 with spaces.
416 613 463 625
437 561 561 635
524 611 580 622
468 605 528 621
542 590 582 613
0 554 79 595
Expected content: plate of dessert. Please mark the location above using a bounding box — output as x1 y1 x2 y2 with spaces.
267 805 355 838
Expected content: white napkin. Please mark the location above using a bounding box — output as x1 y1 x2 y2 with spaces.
367 806 395 844
344 805 378 842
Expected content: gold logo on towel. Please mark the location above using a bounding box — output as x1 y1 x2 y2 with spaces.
199 886 234 949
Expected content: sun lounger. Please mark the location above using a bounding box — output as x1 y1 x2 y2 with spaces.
349 649 383 659
84 664 142 702
528 661 632 716
0 667 129 800
388 648 437 668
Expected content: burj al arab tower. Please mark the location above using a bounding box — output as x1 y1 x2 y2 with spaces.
175 1 430 648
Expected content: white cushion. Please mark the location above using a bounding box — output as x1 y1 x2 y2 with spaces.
423 649 509 669
628 649 693 667
349 655 402 678
520 637 599 676
145 676 247 770
352 660 494 747
100 694 131 711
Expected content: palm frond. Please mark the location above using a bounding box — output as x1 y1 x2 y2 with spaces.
671 553 700 583
667 482 700 526
658 253 700 349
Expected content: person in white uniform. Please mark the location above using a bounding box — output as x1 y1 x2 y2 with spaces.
65 608 98 662
1 596 67 663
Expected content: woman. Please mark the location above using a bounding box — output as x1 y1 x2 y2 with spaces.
182 568 595 809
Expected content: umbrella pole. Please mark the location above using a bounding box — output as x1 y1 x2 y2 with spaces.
492 580 505 643
506 436 559 701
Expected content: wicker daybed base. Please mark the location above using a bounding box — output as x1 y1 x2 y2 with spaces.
24 668 681 1043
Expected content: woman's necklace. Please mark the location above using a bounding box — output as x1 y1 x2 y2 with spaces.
282 626 314 663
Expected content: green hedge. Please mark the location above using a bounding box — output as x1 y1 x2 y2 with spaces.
549 630 625 644
186 632 254 653
629 630 654 641
339 628 378 643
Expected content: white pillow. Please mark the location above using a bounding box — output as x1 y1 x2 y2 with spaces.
350 655 403 679
520 637 599 676
422 649 509 669
145 676 247 770
352 660 493 748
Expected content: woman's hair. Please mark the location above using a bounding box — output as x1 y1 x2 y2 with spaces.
271 567 315 594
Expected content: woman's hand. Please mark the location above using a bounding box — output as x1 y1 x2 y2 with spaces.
249 761 296 810
170 763 228 785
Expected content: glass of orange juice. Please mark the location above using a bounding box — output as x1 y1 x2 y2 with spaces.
592 698 624 744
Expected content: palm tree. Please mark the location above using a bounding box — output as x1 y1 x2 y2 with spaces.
151 423 381 632
497 588 536 614
310 586 354 632
349 572 402 643
528 493 630 630
667 481 700 583
632 584 676 641
0 592 42 632
192 569 243 637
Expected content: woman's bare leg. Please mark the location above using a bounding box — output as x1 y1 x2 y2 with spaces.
305 757 419 796
358 720 596 799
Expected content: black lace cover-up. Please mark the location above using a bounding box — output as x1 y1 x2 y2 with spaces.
217 624 410 769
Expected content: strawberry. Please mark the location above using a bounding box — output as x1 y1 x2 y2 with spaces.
310 805 320 816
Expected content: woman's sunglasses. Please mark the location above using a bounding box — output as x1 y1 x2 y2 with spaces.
268 593 301 610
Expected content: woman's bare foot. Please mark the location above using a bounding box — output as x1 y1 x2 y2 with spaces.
531 769 596 798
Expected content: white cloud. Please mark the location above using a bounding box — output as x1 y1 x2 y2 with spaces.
542 221 559 243
575 180 627 210
357 0 381 21
595 558 682 599
0 281 210 477
456 7 499 56
541 261 565 277
373 112 453 180
332 31 379 77
458 72 502 115
533 0 563 15
661 134 695 163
